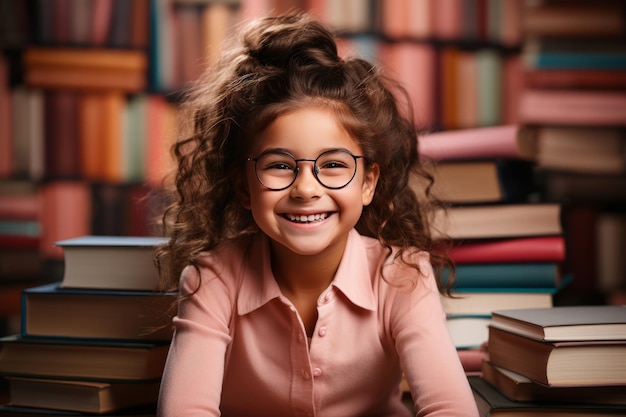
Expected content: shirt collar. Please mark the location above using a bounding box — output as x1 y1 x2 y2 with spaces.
237 229 377 315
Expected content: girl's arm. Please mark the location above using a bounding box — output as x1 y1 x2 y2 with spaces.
157 265 235 417
392 256 479 417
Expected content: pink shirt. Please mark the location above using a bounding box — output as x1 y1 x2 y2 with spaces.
158 229 478 417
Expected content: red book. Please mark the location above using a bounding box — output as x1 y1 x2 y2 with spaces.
418 124 536 161
524 69 626 90
448 236 566 264
0 57 12 178
44 90 80 179
518 90 626 126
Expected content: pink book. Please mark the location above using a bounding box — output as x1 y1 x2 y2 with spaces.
518 90 626 126
39 181 91 259
418 124 536 161
448 236 566 264
432 0 462 40
379 42 436 129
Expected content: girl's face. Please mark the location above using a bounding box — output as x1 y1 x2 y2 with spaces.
242 106 379 260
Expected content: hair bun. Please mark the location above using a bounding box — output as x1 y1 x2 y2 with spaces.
243 14 340 70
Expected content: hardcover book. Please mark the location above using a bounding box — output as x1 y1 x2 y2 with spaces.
55 235 168 291
22 282 176 341
490 305 626 342
487 326 626 386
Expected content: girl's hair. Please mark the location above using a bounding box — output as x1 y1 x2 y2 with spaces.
155 13 453 293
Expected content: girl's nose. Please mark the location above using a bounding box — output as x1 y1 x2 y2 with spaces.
289 162 322 200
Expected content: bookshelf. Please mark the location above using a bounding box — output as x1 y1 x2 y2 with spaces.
0 0 623 346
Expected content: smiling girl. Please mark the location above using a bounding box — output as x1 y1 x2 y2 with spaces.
155 13 478 417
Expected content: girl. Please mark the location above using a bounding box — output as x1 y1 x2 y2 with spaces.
156 13 478 417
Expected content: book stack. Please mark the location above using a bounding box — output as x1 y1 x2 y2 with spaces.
519 0 626 304
0 236 175 417
419 125 568 366
471 305 626 416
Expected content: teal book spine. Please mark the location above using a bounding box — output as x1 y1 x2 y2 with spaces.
443 263 562 290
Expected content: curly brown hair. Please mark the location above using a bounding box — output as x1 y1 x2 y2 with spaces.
155 13 453 293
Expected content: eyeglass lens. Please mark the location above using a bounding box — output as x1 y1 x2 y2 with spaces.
253 149 359 190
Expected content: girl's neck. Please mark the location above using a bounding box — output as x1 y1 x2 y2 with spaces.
269 241 344 296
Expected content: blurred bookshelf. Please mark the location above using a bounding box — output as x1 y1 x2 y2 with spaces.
0 0 624 334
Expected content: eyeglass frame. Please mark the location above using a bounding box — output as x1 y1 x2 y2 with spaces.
246 148 365 191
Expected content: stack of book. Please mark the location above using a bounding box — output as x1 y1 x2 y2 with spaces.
519 0 626 304
0 236 175 416
419 124 568 365
471 305 626 416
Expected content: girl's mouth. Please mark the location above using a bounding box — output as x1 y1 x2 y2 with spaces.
284 212 331 224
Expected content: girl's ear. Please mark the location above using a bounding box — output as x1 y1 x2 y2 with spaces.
361 163 380 207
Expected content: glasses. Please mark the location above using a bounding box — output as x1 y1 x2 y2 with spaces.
247 148 364 191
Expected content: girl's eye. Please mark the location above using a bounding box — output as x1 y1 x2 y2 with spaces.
266 161 295 171
319 160 349 169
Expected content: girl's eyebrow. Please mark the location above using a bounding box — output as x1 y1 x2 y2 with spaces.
256 147 354 157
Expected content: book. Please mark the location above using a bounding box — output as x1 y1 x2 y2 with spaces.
432 203 562 240
541 172 626 203
23 48 147 92
443 262 565 291
446 315 491 349
55 235 168 291
487 326 626 386
521 1 626 38
523 38 626 70
5 377 160 414
427 159 535 204
448 236 566 264
0 404 155 417
21 282 175 341
418 125 536 161
441 292 553 317
0 334 169 381
482 361 626 405
490 305 626 342
518 90 626 126
524 69 626 90
533 126 626 175
469 375 626 417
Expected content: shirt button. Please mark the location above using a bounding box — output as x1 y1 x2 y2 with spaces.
318 326 327 337
312 367 322 377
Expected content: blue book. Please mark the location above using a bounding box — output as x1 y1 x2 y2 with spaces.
21 282 176 342
442 263 571 292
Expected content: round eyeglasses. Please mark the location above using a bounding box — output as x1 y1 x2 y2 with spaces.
247 148 364 191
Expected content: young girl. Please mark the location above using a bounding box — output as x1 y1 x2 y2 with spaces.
156 13 478 417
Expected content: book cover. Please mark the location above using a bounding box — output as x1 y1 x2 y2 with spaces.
524 69 626 90
22 281 175 341
55 235 168 290
487 326 626 386
5 376 160 414
0 334 169 381
418 125 536 161
448 236 566 264
490 305 626 342
470 375 626 417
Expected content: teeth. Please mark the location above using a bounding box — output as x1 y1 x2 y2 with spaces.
287 213 328 223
